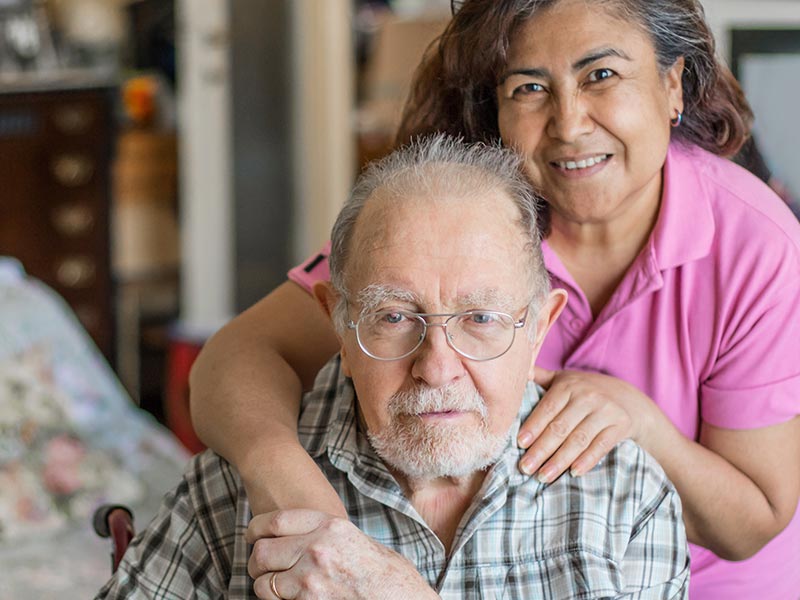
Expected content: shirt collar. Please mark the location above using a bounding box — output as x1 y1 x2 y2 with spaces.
650 142 716 270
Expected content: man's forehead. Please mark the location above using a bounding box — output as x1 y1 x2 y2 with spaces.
362 183 520 229
353 283 519 312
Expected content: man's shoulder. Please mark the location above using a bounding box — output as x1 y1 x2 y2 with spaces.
523 439 678 519
569 439 677 514
475 439 687 595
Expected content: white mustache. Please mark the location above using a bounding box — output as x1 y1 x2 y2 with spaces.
388 385 488 420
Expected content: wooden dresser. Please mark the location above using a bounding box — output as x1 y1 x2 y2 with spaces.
0 80 116 361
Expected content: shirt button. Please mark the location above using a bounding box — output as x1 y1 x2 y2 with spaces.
570 318 584 330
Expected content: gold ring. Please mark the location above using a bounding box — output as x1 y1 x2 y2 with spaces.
270 571 283 599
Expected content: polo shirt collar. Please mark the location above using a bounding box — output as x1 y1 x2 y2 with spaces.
650 142 716 270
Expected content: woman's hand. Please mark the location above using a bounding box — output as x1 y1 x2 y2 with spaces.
247 509 439 600
518 367 657 482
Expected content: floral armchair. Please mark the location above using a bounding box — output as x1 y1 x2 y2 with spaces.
0 257 187 599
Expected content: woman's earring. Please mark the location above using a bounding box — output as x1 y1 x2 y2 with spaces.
670 111 683 128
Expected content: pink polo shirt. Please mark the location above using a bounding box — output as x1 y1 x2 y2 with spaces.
289 142 800 598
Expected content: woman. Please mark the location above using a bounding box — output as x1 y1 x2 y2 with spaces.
190 0 800 597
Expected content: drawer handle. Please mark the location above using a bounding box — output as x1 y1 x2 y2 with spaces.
52 105 95 134
52 154 95 187
51 204 95 236
56 257 96 288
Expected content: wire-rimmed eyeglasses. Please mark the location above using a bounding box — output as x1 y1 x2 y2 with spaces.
346 307 530 362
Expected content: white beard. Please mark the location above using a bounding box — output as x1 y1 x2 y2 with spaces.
367 384 510 480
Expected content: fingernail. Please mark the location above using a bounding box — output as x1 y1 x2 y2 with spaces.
569 467 582 477
518 432 533 447
536 468 553 483
520 459 534 475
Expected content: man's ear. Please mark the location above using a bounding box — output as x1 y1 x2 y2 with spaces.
312 280 338 320
528 289 568 377
312 281 352 376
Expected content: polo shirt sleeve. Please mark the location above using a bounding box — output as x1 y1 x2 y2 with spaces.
700 269 800 430
287 241 332 294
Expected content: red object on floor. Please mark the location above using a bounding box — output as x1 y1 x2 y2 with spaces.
164 334 206 454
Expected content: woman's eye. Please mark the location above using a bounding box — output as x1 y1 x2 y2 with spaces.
587 68 615 83
512 82 545 97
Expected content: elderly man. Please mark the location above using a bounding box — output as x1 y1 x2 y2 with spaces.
98 135 689 599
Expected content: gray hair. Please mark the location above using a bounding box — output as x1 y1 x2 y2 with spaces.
328 133 549 333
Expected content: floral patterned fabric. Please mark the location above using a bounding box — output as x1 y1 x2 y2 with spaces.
0 348 144 541
0 257 188 599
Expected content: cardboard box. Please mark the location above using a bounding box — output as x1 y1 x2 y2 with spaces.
359 15 449 136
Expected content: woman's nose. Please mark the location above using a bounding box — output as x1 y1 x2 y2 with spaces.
546 94 593 143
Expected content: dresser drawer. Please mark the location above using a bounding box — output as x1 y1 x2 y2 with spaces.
0 87 116 361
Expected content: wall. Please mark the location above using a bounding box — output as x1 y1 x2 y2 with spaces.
702 0 800 60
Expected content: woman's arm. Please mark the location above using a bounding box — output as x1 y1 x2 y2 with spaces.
189 281 347 517
651 412 800 560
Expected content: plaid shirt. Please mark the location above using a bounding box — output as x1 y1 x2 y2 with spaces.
97 356 689 599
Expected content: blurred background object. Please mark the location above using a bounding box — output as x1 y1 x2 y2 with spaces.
0 0 60 73
354 9 448 165
113 73 180 408
0 256 187 599
0 82 116 360
49 0 125 69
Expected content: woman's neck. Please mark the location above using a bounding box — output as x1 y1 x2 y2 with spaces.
547 186 662 317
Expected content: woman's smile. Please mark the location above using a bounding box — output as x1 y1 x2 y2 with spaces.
549 153 612 178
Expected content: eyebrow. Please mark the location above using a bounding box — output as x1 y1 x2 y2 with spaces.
458 289 515 312
573 46 631 71
356 284 419 315
499 46 632 84
355 284 516 314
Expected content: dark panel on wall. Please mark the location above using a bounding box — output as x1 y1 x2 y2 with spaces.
229 0 294 312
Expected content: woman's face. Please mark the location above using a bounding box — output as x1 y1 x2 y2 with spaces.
496 0 684 227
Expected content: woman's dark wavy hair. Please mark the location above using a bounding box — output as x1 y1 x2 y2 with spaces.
397 0 753 158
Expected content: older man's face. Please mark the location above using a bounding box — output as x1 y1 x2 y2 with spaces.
335 188 548 480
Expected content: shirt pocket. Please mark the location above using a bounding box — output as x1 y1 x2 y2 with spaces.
491 549 623 600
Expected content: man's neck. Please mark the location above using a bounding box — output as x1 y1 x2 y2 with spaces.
393 469 487 554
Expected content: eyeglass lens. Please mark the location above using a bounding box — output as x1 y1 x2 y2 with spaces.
356 310 517 360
